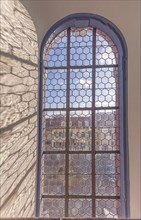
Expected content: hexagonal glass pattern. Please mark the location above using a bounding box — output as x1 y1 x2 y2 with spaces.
42 174 65 195
69 154 91 174
69 110 91 151
43 111 66 151
44 69 67 109
96 174 120 196
95 127 119 151
44 30 67 67
43 174 65 195
95 67 118 107
70 68 92 108
70 28 92 66
95 109 119 127
95 153 120 175
95 110 119 151
42 198 65 217
96 199 121 218
96 30 118 66
43 154 65 174
69 175 92 195
42 25 121 218
69 154 92 195
69 199 92 217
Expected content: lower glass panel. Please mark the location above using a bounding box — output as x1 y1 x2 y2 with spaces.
43 111 66 151
69 110 92 151
42 198 65 217
95 153 120 175
95 109 119 128
69 199 92 217
43 174 65 195
69 154 91 174
69 175 92 195
96 199 121 218
96 174 120 196
42 154 65 174
95 127 119 151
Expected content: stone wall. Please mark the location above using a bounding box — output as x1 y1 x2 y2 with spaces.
0 0 38 217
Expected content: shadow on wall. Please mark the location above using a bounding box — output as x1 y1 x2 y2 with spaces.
0 0 38 217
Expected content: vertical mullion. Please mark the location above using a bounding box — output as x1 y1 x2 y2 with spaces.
65 27 70 217
92 27 97 217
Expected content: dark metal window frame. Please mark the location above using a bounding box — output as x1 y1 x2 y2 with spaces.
36 13 130 218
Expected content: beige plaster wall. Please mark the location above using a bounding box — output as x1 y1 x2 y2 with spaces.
0 0 38 217
21 0 141 218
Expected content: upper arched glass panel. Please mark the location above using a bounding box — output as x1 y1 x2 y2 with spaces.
43 28 118 110
43 28 118 67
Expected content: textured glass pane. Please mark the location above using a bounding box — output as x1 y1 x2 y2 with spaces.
43 174 65 195
43 154 65 174
43 111 66 151
95 109 119 128
70 68 92 108
42 198 65 217
96 29 118 66
69 154 91 174
96 199 121 218
95 153 120 175
69 199 92 217
69 175 92 195
95 127 119 151
95 67 119 108
69 110 91 151
44 69 67 109
96 174 120 196
44 30 67 67
70 28 92 66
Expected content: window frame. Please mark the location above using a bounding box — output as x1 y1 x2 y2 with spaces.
36 13 129 218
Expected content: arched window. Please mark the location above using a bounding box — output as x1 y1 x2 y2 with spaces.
37 14 129 218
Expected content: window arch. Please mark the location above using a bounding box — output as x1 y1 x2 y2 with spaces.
37 14 129 218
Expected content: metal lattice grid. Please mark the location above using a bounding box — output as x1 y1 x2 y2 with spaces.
42 27 120 218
